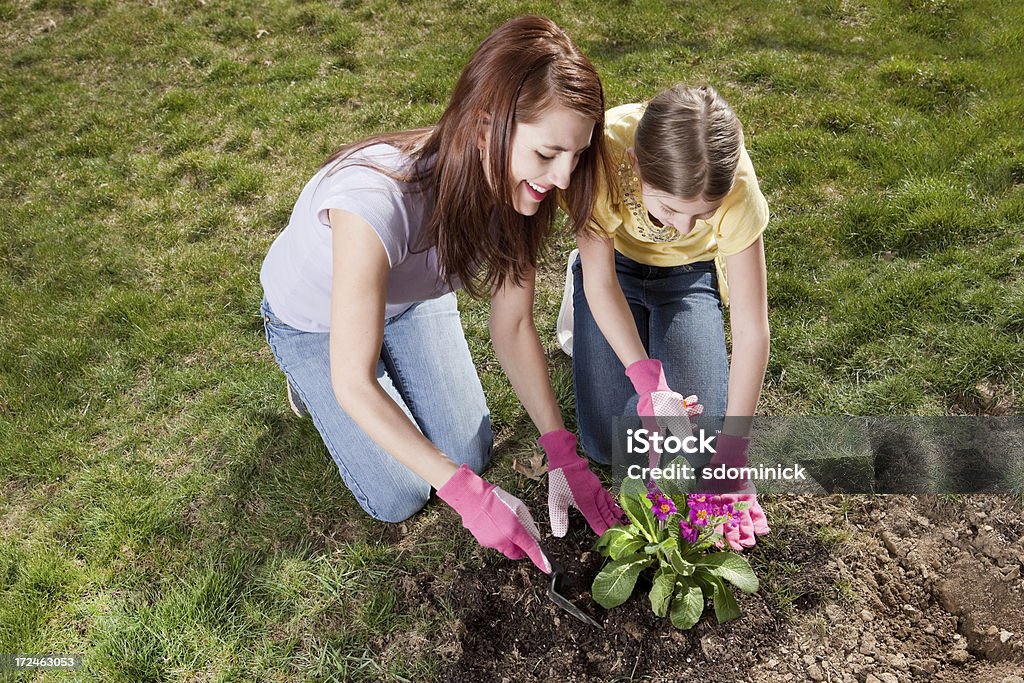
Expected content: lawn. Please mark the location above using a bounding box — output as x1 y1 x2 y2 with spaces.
1 0 1022 680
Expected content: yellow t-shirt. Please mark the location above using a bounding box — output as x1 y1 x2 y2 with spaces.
591 103 769 304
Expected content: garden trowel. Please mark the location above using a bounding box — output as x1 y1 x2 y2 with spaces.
538 544 603 629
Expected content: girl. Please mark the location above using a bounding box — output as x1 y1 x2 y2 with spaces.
259 17 621 574
566 84 771 549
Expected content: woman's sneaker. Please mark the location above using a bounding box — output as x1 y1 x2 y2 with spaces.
286 381 309 418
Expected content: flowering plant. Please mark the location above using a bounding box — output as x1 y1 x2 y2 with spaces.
591 475 759 629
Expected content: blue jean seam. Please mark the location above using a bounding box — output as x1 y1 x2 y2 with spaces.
379 336 412 424
304 394 381 518
376 300 440 435
383 302 445 448
261 302 381 518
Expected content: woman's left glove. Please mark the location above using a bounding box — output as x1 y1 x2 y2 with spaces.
539 429 623 537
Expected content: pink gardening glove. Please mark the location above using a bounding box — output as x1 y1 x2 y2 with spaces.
437 464 552 573
625 359 701 441
539 429 623 537
697 434 770 551
625 359 704 469
714 493 770 551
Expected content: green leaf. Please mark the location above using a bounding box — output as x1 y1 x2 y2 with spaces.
704 574 741 623
670 577 704 630
610 536 647 561
732 500 752 511
694 553 760 593
592 557 653 609
598 528 618 557
620 475 649 499
677 543 700 562
649 568 676 617
597 526 636 557
658 536 678 556
597 526 632 547
619 490 658 542
616 552 652 564
658 458 691 498
669 549 695 576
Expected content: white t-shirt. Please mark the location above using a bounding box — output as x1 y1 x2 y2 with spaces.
260 144 457 332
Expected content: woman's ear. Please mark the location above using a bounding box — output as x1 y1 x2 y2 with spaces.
476 111 492 153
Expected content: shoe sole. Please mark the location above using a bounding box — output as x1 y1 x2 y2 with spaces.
286 383 308 418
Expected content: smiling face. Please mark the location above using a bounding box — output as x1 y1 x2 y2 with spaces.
482 105 595 216
629 148 722 235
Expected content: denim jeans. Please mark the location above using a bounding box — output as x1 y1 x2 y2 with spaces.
572 251 729 464
261 293 492 522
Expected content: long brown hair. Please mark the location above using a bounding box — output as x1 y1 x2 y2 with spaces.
634 84 743 202
323 16 607 297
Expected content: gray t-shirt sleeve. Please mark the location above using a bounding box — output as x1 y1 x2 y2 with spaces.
312 154 412 268
261 144 440 332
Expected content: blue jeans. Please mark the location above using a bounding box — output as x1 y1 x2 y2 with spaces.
572 251 729 464
261 293 492 522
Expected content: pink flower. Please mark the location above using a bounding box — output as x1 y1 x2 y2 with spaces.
689 505 711 528
687 494 713 528
679 519 699 544
650 493 677 522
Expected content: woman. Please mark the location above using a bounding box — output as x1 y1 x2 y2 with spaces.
566 85 772 549
259 17 621 573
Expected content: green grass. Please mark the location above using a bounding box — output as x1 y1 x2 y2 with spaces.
1 0 1022 679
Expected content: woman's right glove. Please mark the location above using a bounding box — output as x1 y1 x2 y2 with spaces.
625 359 699 439
625 358 676 417
436 464 551 573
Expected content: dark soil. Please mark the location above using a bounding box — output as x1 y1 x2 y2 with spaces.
398 487 1024 682
429 522 813 683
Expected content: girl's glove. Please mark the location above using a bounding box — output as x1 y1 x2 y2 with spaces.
698 434 771 551
539 430 623 537
699 433 754 494
625 359 700 439
437 464 551 573
714 493 770 551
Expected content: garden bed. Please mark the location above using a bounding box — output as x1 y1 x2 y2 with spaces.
400 488 1024 681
